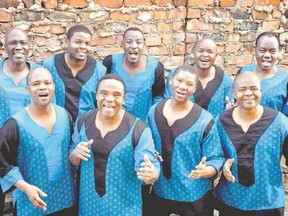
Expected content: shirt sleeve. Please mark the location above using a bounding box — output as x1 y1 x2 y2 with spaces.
152 62 165 104
0 119 24 192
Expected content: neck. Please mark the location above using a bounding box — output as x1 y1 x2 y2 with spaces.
27 103 53 117
5 59 28 73
255 65 276 77
170 99 193 111
194 64 215 78
236 105 263 121
97 109 125 125
65 53 86 69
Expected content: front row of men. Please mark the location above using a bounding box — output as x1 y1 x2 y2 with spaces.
0 65 288 216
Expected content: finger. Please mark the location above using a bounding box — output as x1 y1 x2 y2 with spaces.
37 189 47 197
225 96 230 104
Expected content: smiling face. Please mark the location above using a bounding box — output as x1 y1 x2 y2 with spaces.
96 79 125 119
122 30 145 64
193 38 216 71
26 67 55 108
255 35 279 72
170 69 197 104
5 28 29 65
233 72 262 110
67 31 91 61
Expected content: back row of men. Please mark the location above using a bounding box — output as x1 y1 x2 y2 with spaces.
0 25 287 216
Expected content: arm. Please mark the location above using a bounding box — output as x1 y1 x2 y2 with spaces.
102 55 112 74
1 119 48 210
134 126 160 184
152 62 165 104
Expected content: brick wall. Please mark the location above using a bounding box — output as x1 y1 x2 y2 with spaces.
0 0 287 75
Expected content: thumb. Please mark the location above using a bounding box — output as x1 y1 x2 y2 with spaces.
225 96 230 103
37 188 47 197
144 154 150 162
86 139 94 147
201 156 206 164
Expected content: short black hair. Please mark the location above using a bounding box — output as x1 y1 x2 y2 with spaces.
67 25 92 40
172 65 199 83
123 27 144 39
96 74 126 94
255 31 280 50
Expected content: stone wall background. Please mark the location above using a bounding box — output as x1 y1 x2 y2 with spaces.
0 0 287 75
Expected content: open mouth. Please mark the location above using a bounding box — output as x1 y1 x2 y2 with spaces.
39 93 49 98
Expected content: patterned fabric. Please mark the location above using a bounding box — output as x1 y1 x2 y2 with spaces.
214 107 288 211
0 58 39 127
1 105 76 215
70 110 160 216
148 100 224 202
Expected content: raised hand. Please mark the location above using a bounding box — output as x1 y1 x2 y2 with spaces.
223 158 235 182
137 154 159 184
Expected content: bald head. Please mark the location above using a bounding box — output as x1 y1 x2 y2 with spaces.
4 28 28 43
26 66 53 86
233 71 261 90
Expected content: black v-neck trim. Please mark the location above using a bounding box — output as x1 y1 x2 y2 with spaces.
220 107 277 187
194 66 223 110
85 110 136 197
155 99 202 179
54 53 96 121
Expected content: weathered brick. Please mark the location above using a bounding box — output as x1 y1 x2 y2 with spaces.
148 47 160 56
79 11 109 22
185 33 198 43
211 33 226 43
174 0 188 6
168 8 186 19
94 0 122 8
262 20 281 30
47 11 77 22
187 8 201 19
228 55 253 65
172 21 185 31
187 20 213 31
271 9 282 19
42 0 57 9
0 11 12 22
157 21 171 32
223 66 239 76
62 0 88 8
124 0 152 7
233 11 250 19
0 0 19 8
23 0 34 8
255 0 280 6
161 55 184 70
252 10 267 20
187 0 214 6
145 34 162 46
239 21 258 31
153 10 168 20
159 46 170 55
220 0 237 7
173 44 185 55
243 0 254 7
110 11 138 21
91 35 116 45
15 11 45 22
128 23 157 33
162 34 173 44
93 47 123 58
34 36 62 47
228 33 240 42
225 43 241 52
243 43 254 53
154 0 173 6
240 32 256 42
216 45 225 53
33 25 66 35
224 23 234 32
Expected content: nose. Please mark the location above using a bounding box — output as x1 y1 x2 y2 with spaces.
131 41 137 48
39 83 47 90
15 42 23 49
179 82 187 90
105 94 114 102
244 89 253 95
